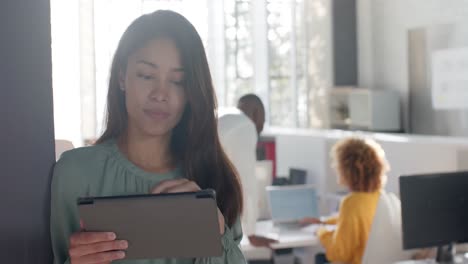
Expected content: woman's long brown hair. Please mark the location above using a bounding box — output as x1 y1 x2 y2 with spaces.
96 10 243 226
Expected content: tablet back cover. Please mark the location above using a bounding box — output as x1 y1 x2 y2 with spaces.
78 191 222 260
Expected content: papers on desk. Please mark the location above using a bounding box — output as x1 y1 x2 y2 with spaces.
250 220 333 249
241 220 327 261
256 225 314 241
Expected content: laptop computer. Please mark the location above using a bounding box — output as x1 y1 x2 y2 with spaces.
266 185 319 230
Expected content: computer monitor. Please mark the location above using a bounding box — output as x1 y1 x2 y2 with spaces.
266 185 319 223
400 171 468 261
289 168 307 185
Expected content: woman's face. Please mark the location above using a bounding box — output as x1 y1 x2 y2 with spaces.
122 38 187 138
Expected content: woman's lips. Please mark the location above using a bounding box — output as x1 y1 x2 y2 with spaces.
143 109 170 120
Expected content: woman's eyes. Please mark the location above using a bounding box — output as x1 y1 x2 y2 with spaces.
136 72 184 87
137 73 154 80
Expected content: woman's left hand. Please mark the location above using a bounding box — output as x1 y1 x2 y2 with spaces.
151 179 225 235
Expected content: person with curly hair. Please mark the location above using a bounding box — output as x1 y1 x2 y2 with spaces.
300 137 389 264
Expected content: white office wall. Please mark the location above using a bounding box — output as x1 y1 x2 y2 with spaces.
378 141 458 194
357 0 468 131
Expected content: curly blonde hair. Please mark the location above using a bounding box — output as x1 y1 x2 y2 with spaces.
331 137 388 192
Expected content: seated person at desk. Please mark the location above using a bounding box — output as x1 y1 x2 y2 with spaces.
300 137 389 264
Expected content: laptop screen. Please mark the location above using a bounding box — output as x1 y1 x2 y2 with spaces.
267 185 319 222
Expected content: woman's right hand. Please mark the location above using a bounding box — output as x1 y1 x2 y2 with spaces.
69 231 128 264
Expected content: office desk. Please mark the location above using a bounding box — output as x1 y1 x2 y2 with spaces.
241 220 321 261
394 256 468 264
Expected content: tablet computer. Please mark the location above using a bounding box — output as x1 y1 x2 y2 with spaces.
77 189 222 260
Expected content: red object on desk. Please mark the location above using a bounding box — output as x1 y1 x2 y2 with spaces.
257 137 276 178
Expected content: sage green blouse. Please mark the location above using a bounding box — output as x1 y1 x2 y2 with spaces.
50 140 246 264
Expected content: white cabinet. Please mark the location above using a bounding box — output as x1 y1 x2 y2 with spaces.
329 88 401 132
349 89 401 131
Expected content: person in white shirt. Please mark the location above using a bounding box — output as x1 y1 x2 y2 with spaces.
218 107 276 248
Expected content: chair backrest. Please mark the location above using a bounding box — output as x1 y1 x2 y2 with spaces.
55 139 74 161
362 191 414 264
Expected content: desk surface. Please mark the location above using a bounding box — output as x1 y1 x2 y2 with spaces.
394 255 468 264
241 220 320 260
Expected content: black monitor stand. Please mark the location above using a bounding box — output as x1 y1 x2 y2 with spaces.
436 243 455 263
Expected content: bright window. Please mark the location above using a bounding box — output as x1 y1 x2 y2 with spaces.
51 0 328 146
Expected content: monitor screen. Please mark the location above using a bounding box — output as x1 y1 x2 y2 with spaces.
289 168 307 185
400 171 468 249
267 185 319 222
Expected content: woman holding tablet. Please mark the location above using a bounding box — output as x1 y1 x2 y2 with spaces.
51 10 245 264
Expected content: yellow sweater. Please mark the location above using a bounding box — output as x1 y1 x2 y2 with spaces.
318 191 380 264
